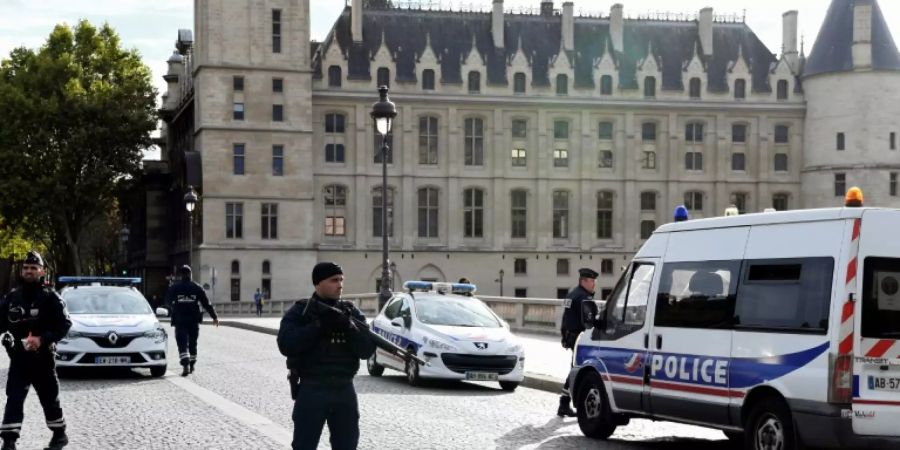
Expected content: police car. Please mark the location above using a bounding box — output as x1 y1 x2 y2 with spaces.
366 281 525 391
567 188 900 449
56 277 168 377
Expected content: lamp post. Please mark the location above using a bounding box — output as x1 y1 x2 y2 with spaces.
495 269 505 297
119 226 130 276
371 86 397 310
183 185 198 269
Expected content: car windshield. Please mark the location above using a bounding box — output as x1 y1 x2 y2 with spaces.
63 288 152 315
414 296 501 328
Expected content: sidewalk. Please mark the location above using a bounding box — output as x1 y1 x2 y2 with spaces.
218 317 569 394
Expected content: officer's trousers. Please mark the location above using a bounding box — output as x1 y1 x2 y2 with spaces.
291 381 359 450
174 323 200 367
0 351 65 441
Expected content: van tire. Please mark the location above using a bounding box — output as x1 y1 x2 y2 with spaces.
367 353 384 377
745 397 797 450
575 371 617 440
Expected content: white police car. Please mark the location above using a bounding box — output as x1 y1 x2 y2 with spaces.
366 281 525 391
56 277 168 377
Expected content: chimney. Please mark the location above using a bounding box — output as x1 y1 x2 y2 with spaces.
782 10 799 69
164 50 183 110
698 7 713 57
493 0 504 49
610 4 623 54
352 0 363 43
852 1 873 68
562 2 574 51
541 1 554 18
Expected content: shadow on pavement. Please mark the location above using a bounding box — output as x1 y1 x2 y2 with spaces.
356 373 510 397
56 367 164 391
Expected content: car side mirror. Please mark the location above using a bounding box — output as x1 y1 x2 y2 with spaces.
390 317 404 328
401 313 412 329
155 307 169 318
581 300 599 329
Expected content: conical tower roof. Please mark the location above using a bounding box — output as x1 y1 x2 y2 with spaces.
804 0 900 77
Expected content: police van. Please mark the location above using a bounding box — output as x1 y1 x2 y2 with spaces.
568 189 900 449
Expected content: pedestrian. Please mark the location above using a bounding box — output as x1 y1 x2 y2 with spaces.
164 265 219 377
277 262 376 450
457 277 474 296
557 267 598 418
0 250 72 450
254 288 263 317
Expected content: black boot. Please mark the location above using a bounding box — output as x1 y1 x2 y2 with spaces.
189 361 195 373
181 364 190 377
1 439 15 450
44 430 67 450
557 395 577 417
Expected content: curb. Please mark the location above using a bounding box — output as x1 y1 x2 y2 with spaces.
219 321 565 394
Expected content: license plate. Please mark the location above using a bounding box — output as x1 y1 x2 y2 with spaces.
95 356 131 364
465 372 498 381
868 376 900 391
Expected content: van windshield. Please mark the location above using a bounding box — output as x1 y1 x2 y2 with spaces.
862 257 900 338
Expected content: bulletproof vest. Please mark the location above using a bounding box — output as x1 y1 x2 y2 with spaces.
5 286 52 340
286 297 361 381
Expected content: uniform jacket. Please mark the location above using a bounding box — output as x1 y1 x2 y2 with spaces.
0 283 72 354
165 279 218 326
561 285 594 334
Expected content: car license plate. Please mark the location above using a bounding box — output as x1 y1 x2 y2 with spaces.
465 372 498 381
95 356 130 364
868 376 900 391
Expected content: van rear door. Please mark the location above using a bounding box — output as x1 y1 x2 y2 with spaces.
854 210 900 436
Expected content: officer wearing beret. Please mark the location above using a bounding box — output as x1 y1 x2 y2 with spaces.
0 251 72 450
277 262 376 450
557 267 598 417
164 265 219 377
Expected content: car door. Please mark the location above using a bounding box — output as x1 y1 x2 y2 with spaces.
373 296 405 371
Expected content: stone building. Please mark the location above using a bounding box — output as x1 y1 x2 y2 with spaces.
138 0 900 303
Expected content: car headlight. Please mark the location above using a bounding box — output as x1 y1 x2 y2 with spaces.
423 336 456 352
506 344 523 354
142 327 167 343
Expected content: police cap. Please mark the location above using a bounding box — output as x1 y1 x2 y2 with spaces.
177 265 192 276
23 250 44 267
578 268 599 279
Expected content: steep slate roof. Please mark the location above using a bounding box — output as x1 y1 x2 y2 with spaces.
805 0 900 77
314 7 778 93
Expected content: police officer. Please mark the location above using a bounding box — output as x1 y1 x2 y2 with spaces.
557 267 598 417
277 262 376 450
0 251 72 450
164 265 219 377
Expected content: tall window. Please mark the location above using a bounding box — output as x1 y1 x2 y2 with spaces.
642 151 657 169
372 187 394 238
834 173 846 197
511 190 527 238
772 193 789 211
837 132 845 151
600 75 613 95
556 74 568 95
644 76 656 98
468 71 481 93
272 145 284 176
233 103 244 121
685 150 703 171
233 144 245 175
891 173 898 196
774 154 788 172
642 122 657 141
553 149 568 167
418 116 438 165
226 202 243 239
598 121 614 140
684 191 703 212
601 259 614 274
689 77 701 98
732 153 746 171
734 78 746 99
732 124 747 143
640 220 656 239
261 261 272 299
261 203 278 239
272 9 282 53
418 187 439 238
514 258 527 274
464 118 484 166
777 80 789 100
554 120 569 140
273 78 284 93
377 67 390 87
685 122 704 143
324 185 347 236
511 148 527 167
325 113 346 163
373 134 393 164
512 119 527 139
599 151 613 168
230 261 241 302
328 66 341 87
557 259 570 275
233 76 244 91
272 104 284 122
463 188 484 238
422 69 435 90
596 191 613 239
892 132 897 150
731 192 748 214
513 72 526 94
640 191 656 211
552 190 569 239
774 125 790 144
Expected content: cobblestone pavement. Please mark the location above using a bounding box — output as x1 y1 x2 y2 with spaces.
0 325 738 449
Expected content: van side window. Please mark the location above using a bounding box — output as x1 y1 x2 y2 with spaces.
735 258 834 333
655 261 740 329
599 263 655 339
861 257 900 339
383 298 402 319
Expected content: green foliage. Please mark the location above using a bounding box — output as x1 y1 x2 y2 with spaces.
0 20 157 274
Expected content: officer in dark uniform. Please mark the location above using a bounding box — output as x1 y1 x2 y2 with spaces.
164 265 219 377
557 267 598 417
277 262 376 450
0 251 72 450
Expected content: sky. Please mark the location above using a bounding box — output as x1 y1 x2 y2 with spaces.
1 0 899 159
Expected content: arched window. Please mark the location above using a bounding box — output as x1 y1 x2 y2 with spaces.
468 71 481 93
262 260 271 275
372 187 394 237
552 190 569 239
377 67 390 87
777 80 789 100
463 188 485 238
556 74 568 95
513 72 526 94
644 76 656 98
600 75 613 95
418 116 439 165
231 260 240 274
324 184 347 236
422 69 435 90
230 260 241 302
417 187 439 238
734 78 746 99
328 66 342 88
596 191 614 239
689 77 702 98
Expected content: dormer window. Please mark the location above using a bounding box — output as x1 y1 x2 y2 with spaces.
468 71 481 93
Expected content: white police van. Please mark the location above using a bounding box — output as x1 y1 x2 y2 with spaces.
367 281 525 391
568 190 900 449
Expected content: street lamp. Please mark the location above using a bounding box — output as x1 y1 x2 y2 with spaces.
371 85 397 310
495 269 505 297
183 185 199 269
119 226 130 275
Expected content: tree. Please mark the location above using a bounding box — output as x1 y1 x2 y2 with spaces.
0 20 157 275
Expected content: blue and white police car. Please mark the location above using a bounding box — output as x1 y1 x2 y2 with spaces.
366 281 525 391
567 190 900 450
56 277 168 377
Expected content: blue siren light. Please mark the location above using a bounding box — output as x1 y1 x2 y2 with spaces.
402 281 477 295
58 276 142 286
673 205 689 222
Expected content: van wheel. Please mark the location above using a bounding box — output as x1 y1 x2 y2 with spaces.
150 365 167 378
576 371 617 440
367 353 384 377
404 348 422 386
499 381 519 392
745 397 797 450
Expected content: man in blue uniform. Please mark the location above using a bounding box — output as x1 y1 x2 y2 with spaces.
165 265 218 376
0 251 72 450
277 262 376 450
557 267 598 417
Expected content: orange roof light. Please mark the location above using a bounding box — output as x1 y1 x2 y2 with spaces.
845 187 864 207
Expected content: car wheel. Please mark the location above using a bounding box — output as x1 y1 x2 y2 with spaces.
367 353 385 377
744 397 797 450
499 381 519 392
404 348 422 387
150 365 167 378
575 371 617 440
